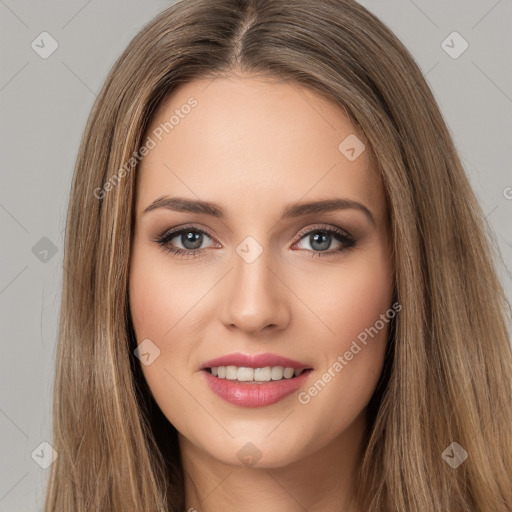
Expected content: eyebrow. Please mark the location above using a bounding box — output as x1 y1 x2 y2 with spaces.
142 196 375 226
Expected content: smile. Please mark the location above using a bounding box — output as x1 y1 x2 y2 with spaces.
202 367 313 407
207 365 307 381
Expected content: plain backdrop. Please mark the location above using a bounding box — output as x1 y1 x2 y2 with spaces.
1 1 511 510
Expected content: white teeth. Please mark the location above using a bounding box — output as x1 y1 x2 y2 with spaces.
209 365 307 382
226 366 238 379
271 366 284 380
237 367 254 381
254 367 272 381
283 367 295 379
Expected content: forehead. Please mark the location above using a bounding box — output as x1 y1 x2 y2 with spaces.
136 75 386 223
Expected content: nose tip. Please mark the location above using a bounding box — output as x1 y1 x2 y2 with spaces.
220 257 291 335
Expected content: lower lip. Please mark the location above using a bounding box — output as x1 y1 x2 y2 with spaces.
201 369 313 408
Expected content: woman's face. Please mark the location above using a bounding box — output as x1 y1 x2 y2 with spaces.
129 74 394 468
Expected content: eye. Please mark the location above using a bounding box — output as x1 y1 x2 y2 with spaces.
152 225 216 259
152 224 357 259
293 224 356 257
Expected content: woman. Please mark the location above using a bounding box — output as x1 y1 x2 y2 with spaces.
44 0 512 510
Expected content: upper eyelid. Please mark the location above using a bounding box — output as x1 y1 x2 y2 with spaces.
158 224 216 243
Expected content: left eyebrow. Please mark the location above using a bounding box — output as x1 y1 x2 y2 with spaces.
282 198 375 226
142 196 375 226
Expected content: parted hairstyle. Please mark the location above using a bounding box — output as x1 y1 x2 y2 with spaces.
44 0 512 510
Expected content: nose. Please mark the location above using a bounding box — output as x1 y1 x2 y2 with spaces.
219 246 291 335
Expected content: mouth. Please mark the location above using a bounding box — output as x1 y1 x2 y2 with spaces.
199 353 314 407
204 366 313 383
201 366 313 407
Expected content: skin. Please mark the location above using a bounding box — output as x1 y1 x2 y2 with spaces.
129 72 394 512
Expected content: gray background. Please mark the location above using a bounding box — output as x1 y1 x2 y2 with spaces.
1 0 511 510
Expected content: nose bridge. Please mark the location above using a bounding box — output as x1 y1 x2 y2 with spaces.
221 236 290 333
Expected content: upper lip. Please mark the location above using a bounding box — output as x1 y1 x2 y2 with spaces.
200 352 312 370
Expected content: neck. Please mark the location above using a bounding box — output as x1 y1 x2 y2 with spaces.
179 410 366 512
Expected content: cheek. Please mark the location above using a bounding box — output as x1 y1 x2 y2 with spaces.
299 259 397 424
324 264 393 353
294 245 393 354
294 250 393 421
129 244 206 342
128 247 206 432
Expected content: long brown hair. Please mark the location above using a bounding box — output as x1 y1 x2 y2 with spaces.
45 0 512 510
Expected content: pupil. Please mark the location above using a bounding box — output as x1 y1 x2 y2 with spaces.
182 231 202 250
311 232 330 251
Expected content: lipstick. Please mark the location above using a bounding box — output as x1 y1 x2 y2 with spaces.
200 352 313 408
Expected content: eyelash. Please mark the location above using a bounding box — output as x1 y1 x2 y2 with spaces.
152 224 357 259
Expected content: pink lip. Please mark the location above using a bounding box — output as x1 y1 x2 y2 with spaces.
200 352 312 370
201 368 313 408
